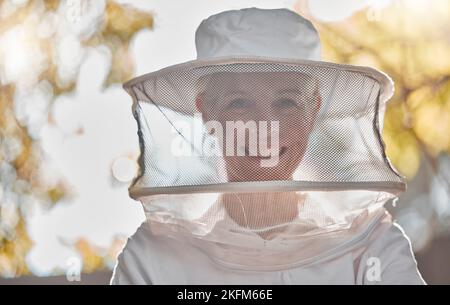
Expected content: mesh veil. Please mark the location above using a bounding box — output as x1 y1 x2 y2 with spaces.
123 56 405 270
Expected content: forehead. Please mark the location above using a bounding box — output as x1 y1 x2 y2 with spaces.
197 71 317 95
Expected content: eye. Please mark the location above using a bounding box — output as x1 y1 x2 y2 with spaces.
273 98 299 109
226 98 251 109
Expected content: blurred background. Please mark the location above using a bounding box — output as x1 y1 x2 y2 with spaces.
0 0 449 284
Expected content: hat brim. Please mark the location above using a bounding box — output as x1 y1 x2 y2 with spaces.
123 55 394 117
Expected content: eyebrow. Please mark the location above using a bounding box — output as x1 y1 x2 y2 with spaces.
218 90 247 102
204 86 314 108
222 89 304 97
275 88 304 95
222 90 248 97
204 90 247 108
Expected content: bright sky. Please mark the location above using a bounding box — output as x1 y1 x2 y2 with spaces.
23 0 386 276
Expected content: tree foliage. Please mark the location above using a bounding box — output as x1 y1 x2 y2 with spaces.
0 0 152 277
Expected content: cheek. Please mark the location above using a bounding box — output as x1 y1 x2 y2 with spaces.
290 142 307 159
280 128 310 147
279 113 312 135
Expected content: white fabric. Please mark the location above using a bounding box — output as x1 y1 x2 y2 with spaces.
110 208 425 285
115 8 416 284
195 7 321 60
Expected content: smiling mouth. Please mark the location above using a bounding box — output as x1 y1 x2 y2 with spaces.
244 146 288 159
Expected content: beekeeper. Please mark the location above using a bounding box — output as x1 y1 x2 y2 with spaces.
111 7 425 285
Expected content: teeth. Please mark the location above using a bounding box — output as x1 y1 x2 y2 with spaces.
242 146 287 158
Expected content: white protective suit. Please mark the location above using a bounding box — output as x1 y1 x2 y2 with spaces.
111 7 425 285
111 208 424 284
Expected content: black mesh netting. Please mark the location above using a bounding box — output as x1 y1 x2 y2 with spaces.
122 57 405 270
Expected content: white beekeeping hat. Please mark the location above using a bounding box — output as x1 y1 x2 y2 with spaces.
122 7 404 270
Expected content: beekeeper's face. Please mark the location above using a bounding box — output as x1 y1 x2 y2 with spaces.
196 72 321 181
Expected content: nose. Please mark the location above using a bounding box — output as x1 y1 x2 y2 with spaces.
249 99 280 122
